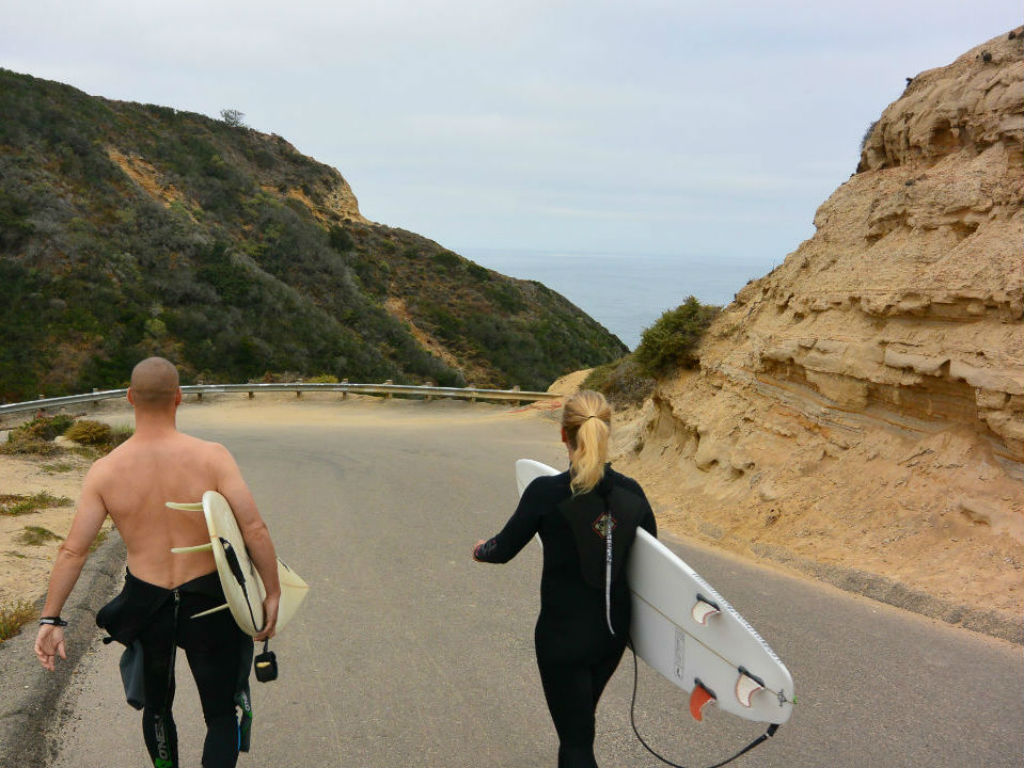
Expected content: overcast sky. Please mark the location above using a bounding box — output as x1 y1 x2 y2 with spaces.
2 1 1018 266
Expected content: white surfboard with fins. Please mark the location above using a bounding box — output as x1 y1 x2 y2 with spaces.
515 459 793 724
168 491 309 637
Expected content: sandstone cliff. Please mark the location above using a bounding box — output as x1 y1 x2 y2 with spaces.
615 29 1023 640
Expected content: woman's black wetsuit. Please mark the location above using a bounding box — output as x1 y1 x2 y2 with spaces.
475 467 657 768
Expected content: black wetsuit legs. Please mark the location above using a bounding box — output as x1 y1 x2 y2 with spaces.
182 608 247 768
138 584 246 768
536 643 626 768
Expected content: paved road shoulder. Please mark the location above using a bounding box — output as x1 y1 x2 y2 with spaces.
0 533 125 766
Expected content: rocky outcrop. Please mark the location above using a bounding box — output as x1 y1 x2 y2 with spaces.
280 165 368 225
616 30 1023 639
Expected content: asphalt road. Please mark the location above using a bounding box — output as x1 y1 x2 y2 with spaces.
34 399 1024 767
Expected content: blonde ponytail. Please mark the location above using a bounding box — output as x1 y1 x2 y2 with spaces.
562 390 612 495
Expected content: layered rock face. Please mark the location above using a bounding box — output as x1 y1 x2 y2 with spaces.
283 164 368 225
617 30 1023 637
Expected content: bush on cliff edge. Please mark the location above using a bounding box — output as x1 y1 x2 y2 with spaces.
633 296 721 378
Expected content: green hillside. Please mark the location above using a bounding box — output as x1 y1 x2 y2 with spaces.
0 69 626 401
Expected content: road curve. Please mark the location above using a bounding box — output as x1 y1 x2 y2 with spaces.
36 399 1024 767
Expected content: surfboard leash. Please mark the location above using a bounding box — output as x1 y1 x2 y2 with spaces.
221 538 262 634
627 641 780 768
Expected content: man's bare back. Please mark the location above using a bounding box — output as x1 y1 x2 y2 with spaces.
87 431 244 588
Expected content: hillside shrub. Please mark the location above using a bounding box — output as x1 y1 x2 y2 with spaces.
466 262 491 282
432 250 461 270
485 282 527 314
64 419 113 446
219 108 246 128
633 296 720 378
0 190 35 249
13 414 76 442
583 356 655 406
0 436 61 456
1 415 74 456
328 225 353 253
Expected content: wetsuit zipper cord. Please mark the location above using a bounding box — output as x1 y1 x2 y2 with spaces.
604 499 615 636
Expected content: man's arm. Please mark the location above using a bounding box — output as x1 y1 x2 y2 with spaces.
34 464 109 670
212 444 281 641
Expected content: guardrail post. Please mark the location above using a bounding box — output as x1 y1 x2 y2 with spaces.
341 379 349 400
248 391 254 399
467 384 476 403
384 380 393 400
92 388 99 408
512 385 521 406
296 380 303 399
196 391 203 402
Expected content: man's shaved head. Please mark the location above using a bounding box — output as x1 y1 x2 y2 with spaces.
130 357 180 406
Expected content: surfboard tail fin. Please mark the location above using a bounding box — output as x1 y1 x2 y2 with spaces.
735 667 767 708
166 501 204 512
690 679 717 721
691 593 721 625
190 603 231 619
170 543 214 554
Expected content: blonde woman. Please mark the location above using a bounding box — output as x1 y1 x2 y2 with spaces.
473 390 657 768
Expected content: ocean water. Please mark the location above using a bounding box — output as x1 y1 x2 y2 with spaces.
461 248 779 350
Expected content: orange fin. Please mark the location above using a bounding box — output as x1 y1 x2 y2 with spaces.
689 680 716 721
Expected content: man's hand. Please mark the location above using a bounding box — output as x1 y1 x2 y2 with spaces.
254 593 280 642
35 625 67 671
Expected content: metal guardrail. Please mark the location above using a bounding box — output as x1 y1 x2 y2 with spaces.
0 382 561 417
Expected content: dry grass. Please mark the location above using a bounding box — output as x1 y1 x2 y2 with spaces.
17 526 63 546
41 461 77 474
0 599 37 644
0 491 72 516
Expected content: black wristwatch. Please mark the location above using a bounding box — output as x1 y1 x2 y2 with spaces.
39 616 68 627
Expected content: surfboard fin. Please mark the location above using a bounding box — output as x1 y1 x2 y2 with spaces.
735 667 766 707
691 594 721 625
190 603 231 619
170 543 214 554
166 501 204 512
690 679 717 721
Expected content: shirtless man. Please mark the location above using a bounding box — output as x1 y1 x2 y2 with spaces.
34 356 280 768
